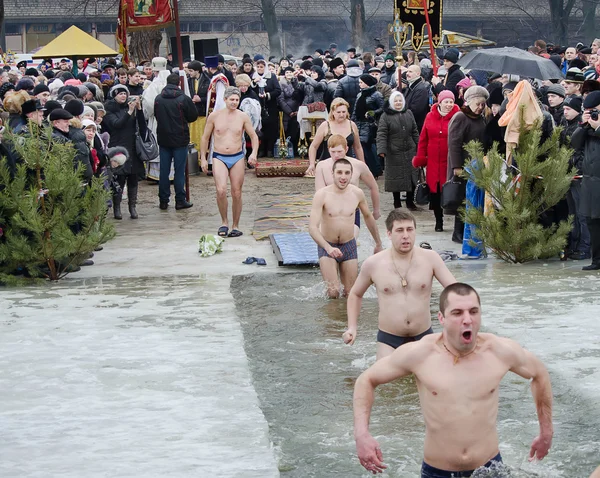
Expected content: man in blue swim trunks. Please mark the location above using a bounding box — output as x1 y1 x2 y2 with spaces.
200 86 258 237
309 158 382 298
352 283 554 476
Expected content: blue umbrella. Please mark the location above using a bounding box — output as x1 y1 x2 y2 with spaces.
457 47 564 80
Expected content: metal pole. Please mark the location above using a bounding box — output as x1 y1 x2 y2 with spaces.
172 0 190 202
422 0 438 75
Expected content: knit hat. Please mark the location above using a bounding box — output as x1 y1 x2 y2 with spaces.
346 59 360 68
563 95 583 113
88 101 105 113
329 57 344 70
32 83 50 96
25 67 39 77
312 57 324 68
49 108 74 121
65 99 85 117
15 77 35 92
253 54 265 62
443 49 460 64
109 84 129 99
583 90 600 109
388 90 405 110
107 146 129 166
385 53 395 61
546 83 566 98
347 47 356 53
64 78 82 86
81 118 97 130
437 90 455 103
457 77 472 90
82 105 96 119
463 85 489 102
359 74 377 87
300 60 313 71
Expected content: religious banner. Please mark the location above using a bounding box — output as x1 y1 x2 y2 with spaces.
396 0 443 51
116 0 129 64
125 0 175 31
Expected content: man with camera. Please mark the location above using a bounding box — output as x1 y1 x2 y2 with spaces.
571 91 600 270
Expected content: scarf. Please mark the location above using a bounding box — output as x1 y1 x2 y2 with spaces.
354 86 376 121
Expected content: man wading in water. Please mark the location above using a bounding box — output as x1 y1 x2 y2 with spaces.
343 210 456 359
309 159 383 298
353 283 554 476
200 86 258 238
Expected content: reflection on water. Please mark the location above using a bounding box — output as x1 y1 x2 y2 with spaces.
232 264 600 477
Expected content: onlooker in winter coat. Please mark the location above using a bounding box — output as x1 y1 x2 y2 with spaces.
300 66 327 105
334 59 363 114
103 84 147 220
447 85 489 245
252 58 281 157
432 48 465 98
377 91 420 210
352 74 385 178
413 90 460 231
368 67 393 102
276 69 301 156
571 91 600 270
404 65 431 131
380 54 397 85
546 83 566 125
154 73 198 210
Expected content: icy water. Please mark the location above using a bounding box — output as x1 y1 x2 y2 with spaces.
231 262 600 477
0 276 278 478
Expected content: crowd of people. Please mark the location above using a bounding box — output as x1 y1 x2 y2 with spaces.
1 37 600 268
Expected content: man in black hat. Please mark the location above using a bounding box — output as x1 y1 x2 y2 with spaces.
314 48 324 58
330 57 345 80
33 84 51 106
347 47 357 60
562 68 585 96
431 48 465 97
329 43 338 56
571 90 600 270
374 44 385 57
14 99 45 135
16 60 27 74
49 108 93 182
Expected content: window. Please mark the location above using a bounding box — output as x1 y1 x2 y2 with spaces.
5 24 21 35
96 23 117 33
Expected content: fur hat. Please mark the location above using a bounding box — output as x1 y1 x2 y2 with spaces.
488 86 504 106
546 83 566 98
359 74 377 87
502 81 518 94
312 57 324 68
583 90 600 109
65 99 84 117
582 79 600 95
0 82 15 100
21 99 45 116
152 57 168 72
25 67 39 77
109 84 129 99
437 90 455 103
43 100 62 117
107 146 129 167
329 57 344 70
563 95 583 113
463 85 489 102
300 60 313 71
347 47 356 53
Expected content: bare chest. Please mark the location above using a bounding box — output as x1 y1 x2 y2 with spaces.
213 114 243 136
323 193 358 218
374 261 433 295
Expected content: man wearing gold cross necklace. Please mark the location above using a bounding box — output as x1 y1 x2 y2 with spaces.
344 209 456 359
352 283 553 476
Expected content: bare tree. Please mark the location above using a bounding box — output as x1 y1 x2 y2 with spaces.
580 0 598 43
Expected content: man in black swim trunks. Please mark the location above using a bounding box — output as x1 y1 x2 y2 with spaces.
343 209 456 359
353 283 553 476
309 159 382 298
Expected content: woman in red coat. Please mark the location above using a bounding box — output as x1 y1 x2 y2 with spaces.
412 90 460 232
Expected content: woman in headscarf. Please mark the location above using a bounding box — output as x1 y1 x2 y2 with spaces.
352 74 384 178
376 91 420 209
413 90 460 231
236 74 262 162
447 85 490 255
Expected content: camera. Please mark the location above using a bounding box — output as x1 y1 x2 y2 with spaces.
128 96 138 104
591 109 599 121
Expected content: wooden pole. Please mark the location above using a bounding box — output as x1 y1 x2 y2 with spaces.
172 0 190 202
422 0 438 75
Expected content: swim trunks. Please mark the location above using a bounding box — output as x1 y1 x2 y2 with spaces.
317 238 358 263
377 327 434 349
213 151 245 169
421 453 502 478
354 208 360 228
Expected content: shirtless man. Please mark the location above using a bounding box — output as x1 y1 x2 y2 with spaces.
343 210 456 359
591 466 600 478
353 282 554 476
200 86 259 238
309 159 383 299
316 134 381 239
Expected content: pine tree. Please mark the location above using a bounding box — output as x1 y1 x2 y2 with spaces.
0 126 115 283
463 113 573 263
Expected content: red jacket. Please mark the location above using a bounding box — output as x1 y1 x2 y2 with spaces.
412 103 460 193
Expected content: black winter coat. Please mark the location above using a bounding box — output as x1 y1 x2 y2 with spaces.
103 99 146 176
434 64 465 98
334 73 362 114
560 115 584 172
352 86 384 143
189 72 212 117
252 72 281 119
571 125 600 219
380 66 396 85
51 127 93 181
127 83 144 96
404 77 430 131
154 84 199 148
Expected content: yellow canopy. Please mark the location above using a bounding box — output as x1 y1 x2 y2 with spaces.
32 25 118 59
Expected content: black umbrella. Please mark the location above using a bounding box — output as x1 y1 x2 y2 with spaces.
457 47 564 80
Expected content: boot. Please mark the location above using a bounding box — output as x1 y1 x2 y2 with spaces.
452 216 464 243
128 184 138 219
113 196 122 220
434 209 443 232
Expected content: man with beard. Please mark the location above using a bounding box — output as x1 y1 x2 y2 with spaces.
252 57 281 157
352 282 553 476
343 210 455 358
200 87 258 238
309 158 383 298
404 65 431 131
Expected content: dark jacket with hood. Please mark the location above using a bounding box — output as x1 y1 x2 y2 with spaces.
380 65 397 85
154 83 199 148
51 125 93 181
560 114 584 173
334 64 363 114
434 63 465 98
351 86 384 143
572 124 600 219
